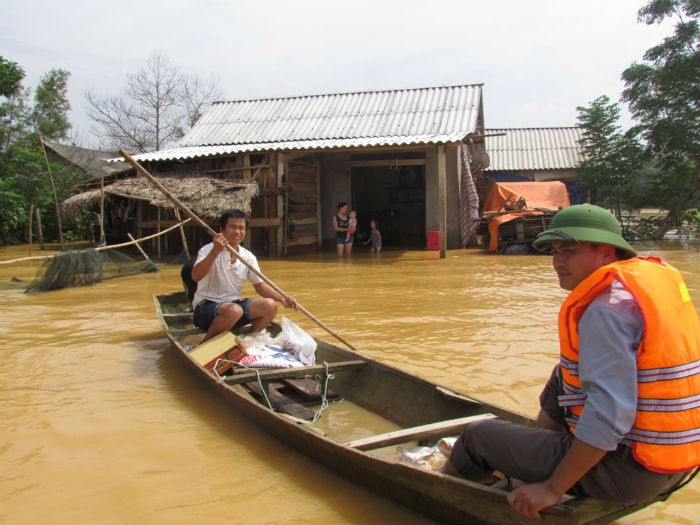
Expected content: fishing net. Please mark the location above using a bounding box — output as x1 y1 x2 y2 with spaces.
25 248 158 293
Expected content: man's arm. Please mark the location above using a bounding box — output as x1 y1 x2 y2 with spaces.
253 282 297 309
507 439 606 520
508 286 642 520
191 234 225 282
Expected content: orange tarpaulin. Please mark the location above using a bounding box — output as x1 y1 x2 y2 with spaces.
483 181 570 213
483 182 570 252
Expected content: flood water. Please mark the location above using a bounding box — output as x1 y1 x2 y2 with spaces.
1 241 699 525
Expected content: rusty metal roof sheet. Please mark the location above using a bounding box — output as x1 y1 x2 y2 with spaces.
485 127 583 171
128 84 483 162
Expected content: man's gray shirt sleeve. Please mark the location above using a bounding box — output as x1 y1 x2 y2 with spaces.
574 282 643 451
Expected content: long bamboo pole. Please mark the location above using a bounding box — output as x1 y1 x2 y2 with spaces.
38 135 65 250
127 233 151 261
119 149 357 351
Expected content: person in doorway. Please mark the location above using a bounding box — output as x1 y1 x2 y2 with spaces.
345 209 358 243
191 209 297 343
363 219 382 254
444 204 700 520
333 201 353 257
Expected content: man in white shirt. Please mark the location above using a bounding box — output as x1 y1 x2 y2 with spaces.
191 209 297 343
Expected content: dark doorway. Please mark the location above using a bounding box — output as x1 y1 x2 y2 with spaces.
351 165 426 248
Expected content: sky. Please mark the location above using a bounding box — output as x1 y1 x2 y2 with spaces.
1 0 676 147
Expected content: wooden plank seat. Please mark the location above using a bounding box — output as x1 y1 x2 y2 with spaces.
283 377 339 400
222 360 366 385
245 381 315 420
345 413 496 451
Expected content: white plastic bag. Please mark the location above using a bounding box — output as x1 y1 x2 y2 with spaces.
274 317 317 365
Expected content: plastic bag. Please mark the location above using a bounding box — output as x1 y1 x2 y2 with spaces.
398 445 448 470
274 317 317 365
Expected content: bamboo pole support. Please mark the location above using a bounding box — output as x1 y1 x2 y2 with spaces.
38 135 65 250
174 208 191 260
127 233 151 261
0 219 190 265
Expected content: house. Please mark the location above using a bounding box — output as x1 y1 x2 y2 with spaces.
474 127 584 254
62 83 488 258
483 127 584 202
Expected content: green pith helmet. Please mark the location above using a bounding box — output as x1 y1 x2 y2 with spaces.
533 204 636 256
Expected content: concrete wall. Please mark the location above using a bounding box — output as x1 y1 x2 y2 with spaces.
425 144 461 249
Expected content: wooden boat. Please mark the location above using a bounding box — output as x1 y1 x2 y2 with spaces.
154 291 663 525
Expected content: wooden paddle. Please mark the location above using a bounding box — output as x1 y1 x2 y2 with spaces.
119 149 358 351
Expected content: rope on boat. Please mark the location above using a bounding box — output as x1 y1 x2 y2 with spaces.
213 359 338 421
312 362 335 423
213 359 274 410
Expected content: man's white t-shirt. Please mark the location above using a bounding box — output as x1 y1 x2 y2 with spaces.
191 243 263 307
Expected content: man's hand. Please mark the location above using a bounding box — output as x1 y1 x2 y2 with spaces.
507 482 562 521
212 233 228 254
282 295 298 310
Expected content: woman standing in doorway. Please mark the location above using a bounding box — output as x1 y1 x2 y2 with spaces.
333 201 353 257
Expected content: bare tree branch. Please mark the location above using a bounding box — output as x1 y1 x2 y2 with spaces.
84 51 220 153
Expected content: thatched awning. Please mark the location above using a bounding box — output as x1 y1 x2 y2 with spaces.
61 176 259 220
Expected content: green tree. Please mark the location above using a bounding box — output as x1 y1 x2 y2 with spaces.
33 69 71 140
621 0 700 239
576 95 644 233
85 51 220 152
0 59 88 245
0 56 24 97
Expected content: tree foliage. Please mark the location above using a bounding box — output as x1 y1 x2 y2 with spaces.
34 69 71 141
0 57 24 97
85 51 220 153
621 0 700 238
0 56 88 245
576 95 644 233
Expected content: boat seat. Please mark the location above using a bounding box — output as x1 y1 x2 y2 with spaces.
345 413 496 451
222 360 366 385
245 381 315 420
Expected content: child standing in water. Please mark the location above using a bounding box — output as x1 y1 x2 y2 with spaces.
364 219 382 253
345 210 358 243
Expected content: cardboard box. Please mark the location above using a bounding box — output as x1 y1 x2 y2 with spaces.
188 331 247 375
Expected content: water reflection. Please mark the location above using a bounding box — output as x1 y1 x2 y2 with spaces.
1 241 698 524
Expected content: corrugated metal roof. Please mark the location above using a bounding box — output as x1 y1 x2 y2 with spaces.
484 127 583 171
128 84 483 162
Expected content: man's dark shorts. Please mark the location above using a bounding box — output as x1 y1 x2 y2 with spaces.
193 298 253 331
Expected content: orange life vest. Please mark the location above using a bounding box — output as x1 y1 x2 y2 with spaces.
558 257 700 474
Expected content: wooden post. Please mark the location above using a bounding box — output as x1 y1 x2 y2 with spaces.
277 152 286 257
99 176 105 245
35 207 44 249
156 207 161 260
174 208 190 260
437 144 447 259
28 204 33 257
38 135 65 250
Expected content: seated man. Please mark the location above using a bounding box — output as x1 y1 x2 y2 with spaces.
191 209 297 343
445 204 700 520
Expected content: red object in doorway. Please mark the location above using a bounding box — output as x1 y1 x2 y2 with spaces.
426 230 440 251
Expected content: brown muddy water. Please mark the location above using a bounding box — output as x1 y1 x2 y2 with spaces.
1 241 699 525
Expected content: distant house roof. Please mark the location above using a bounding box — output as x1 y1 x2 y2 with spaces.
129 83 483 162
484 127 583 171
44 140 130 178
